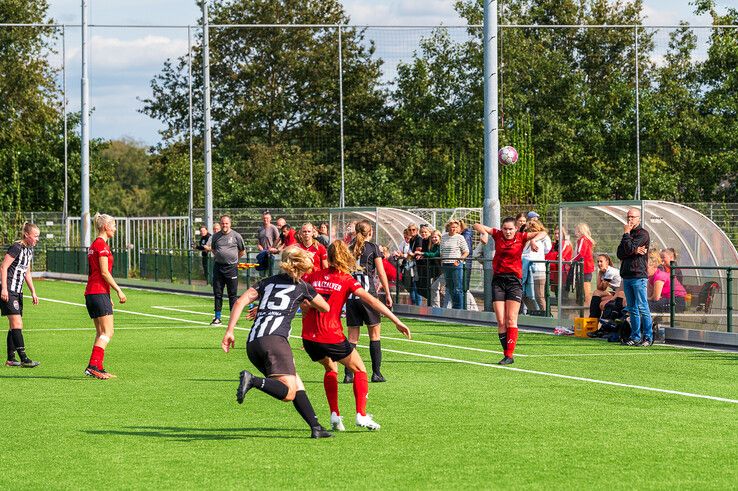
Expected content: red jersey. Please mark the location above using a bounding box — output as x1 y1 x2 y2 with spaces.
491 229 529 278
281 229 297 247
572 236 595 274
301 268 362 343
85 237 113 295
296 241 327 272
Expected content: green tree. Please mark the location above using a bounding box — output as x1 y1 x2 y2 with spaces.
142 0 389 208
0 0 63 219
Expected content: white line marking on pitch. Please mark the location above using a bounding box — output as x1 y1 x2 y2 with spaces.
152 306 215 316
361 345 738 405
39 295 736 404
39 298 212 326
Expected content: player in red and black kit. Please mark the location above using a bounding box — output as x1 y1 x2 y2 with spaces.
84 213 127 379
222 247 334 439
345 220 393 383
295 222 328 273
302 241 411 431
474 218 545 365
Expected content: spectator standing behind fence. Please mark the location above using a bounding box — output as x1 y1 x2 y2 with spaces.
257 211 279 254
316 222 331 247
617 208 653 347
205 215 246 325
515 213 527 233
521 220 552 313
572 223 596 307
546 225 572 293
276 218 297 250
405 224 423 306
440 220 469 310
648 251 687 313
419 230 444 307
195 225 211 283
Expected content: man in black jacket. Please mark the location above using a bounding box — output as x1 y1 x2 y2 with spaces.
616 208 653 347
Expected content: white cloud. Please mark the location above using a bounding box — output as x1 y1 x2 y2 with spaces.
65 35 189 70
343 0 465 25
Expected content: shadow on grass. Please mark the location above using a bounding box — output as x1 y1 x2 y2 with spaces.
82 425 312 441
186 378 238 383
164 346 221 350
0 373 81 380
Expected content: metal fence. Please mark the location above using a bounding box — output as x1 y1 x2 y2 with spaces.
670 265 737 333
46 246 129 278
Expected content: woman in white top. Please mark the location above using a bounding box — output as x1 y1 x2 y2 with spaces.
440 220 469 309
589 253 624 318
521 220 552 313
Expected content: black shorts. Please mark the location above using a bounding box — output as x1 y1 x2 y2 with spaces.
246 335 296 377
302 338 353 362
85 293 113 319
346 298 381 327
492 274 523 302
0 292 22 316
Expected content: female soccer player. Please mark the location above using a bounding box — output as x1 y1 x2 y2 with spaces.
2 223 41 368
84 213 126 379
302 241 411 431
345 220 393 383
474 218 545 365
221 247 334 439
296 222 328 272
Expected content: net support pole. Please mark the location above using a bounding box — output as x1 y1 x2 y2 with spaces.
188 25 194 234
482 0 500 312
338 25 345 208
634 25 641 200
202 1 214 232
80 0 91 247
62 24 69 245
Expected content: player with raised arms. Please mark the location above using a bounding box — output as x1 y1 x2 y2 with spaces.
2 223 41 368
84 213 126 379
222 247 334 439
344 220 393 383
302 240 411 432
474 218 545 365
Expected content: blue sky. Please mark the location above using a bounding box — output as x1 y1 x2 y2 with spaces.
44 1 722 144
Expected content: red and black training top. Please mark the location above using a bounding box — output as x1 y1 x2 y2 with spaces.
491 229 529 279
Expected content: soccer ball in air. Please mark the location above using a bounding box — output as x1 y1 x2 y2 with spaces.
498 146 519 166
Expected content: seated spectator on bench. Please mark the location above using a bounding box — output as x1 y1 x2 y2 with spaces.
660 247 683 285
589 253 624 318
648 251 687 313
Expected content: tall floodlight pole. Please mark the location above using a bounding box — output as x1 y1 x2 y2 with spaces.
202 1 214 232
634 25 641 200
62 25 69 245
482 0 500 311
80 0 91 247
188 25 194 232
338 25 345 208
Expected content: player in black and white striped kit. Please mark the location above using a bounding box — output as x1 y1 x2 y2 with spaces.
1 223 41 368
221 247 334 439
345 220 393 383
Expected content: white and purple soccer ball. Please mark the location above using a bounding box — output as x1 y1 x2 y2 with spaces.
498 146 519 166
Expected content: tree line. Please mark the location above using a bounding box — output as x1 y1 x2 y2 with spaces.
1 0 736 218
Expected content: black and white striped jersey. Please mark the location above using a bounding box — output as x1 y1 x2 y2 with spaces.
248 273 316 343
350 241 383 297
1 242 33 294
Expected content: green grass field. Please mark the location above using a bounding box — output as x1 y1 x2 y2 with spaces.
1 279 737 489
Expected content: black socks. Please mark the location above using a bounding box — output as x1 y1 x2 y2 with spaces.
498 332 507 351
252 376 289 401
9 329 29 362
6 330 15 360
369 340 382 375
292 390 321 429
